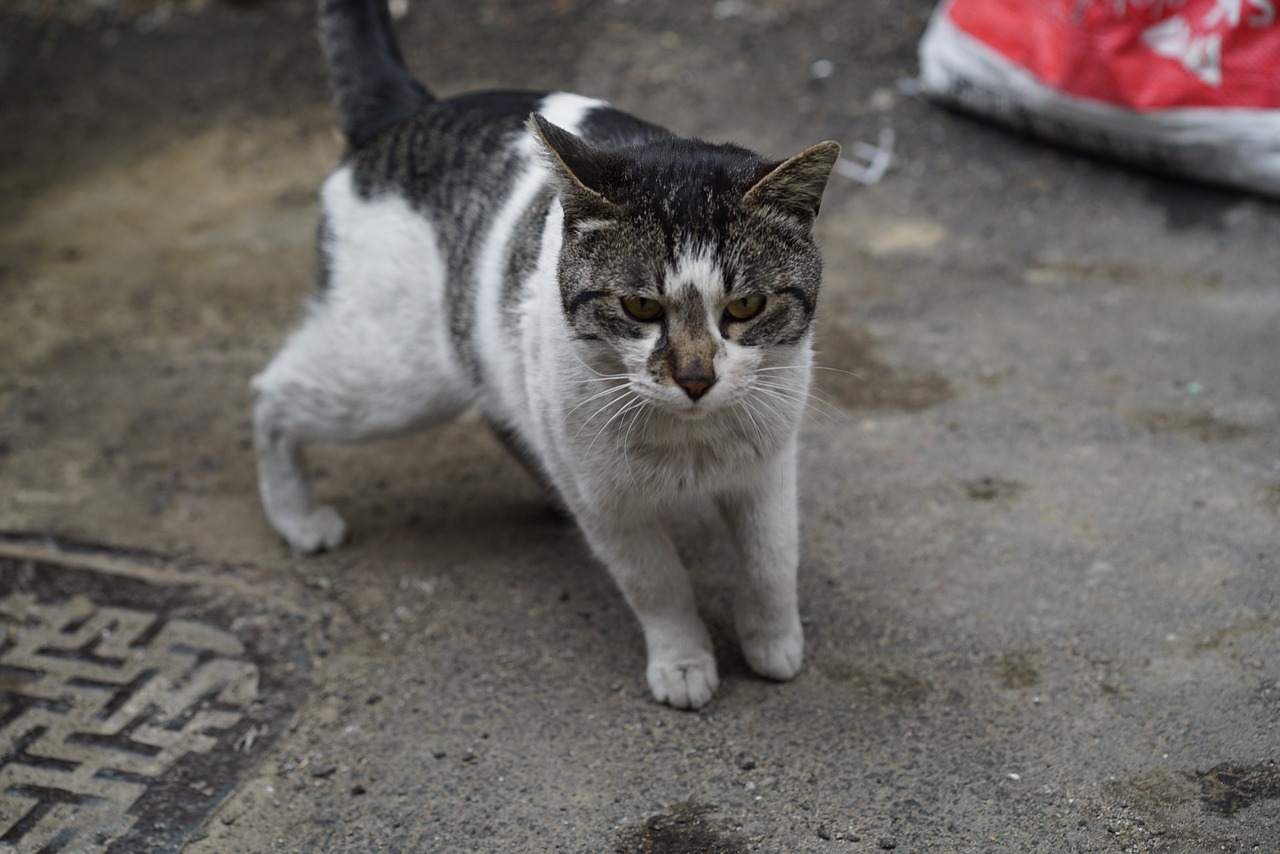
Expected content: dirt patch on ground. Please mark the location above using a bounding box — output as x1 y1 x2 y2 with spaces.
1125 409 1262 442
1196 761 1280 817
962 477 1026 503
817 662 933 708
1261 482 1280 515
992 651 1040 689
1025 256 1223 291
1100 760 1280 851
615 800 745 854
813 318 953 413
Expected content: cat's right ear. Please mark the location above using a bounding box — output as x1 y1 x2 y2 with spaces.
529 114 619 222
743 140 841 226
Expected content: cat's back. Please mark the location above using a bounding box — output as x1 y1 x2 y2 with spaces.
316 89 669 388
343 91 666 221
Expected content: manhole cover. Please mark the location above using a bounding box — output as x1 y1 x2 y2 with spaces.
0 535 311 853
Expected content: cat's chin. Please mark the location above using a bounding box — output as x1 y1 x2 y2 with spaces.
665 400 722 421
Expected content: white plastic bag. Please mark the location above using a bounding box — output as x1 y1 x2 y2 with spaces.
918 0 1280 197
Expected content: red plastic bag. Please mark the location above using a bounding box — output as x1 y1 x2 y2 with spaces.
919 0 1280 196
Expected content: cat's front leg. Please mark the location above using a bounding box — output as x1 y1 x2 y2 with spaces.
577 509 718 710
718 453 803 682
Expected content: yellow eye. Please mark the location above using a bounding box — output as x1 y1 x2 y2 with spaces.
725 295 765 321
622 296 664 321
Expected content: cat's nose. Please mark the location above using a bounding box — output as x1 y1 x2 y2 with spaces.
677 374 716 400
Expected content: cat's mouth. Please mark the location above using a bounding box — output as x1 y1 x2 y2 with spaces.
665 393 720 420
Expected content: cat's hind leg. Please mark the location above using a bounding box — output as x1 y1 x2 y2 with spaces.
251 358 348 554
251 308 470 553
252 171 469 553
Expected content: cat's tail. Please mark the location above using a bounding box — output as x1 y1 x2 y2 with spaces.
318 0 433 148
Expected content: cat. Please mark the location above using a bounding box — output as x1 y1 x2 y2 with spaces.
251 0 840 709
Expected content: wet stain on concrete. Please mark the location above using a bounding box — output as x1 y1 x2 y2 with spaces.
1125 409 1261 442
820 663 932 708
1196 761 1280 816
1026 256 1223 290
877 670 932 707
1102 761 1280 851
962 477 1026 503
993 651 1040 689
0 534 311 854
1261 482 1280 515
615 800 744 854
1144 179 1240 233
813 320 953 413
1186 611 1278 656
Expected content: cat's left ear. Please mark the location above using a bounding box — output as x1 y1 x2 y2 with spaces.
529 114 619 221
743 141 841 225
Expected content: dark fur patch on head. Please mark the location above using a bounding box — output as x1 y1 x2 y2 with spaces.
594 139 772 259
551 132 834 356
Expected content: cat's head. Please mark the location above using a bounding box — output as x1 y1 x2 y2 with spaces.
531 115 839 420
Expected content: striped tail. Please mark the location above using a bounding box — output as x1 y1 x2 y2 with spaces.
317 0 433 148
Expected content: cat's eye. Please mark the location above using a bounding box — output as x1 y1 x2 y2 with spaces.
622 296 664 321
724 295 765 321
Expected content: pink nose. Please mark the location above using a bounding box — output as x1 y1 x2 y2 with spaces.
677 376 715 400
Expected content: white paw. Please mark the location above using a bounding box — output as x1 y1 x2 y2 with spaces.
277 505 348 555
741 624 804 681
646 652 720 710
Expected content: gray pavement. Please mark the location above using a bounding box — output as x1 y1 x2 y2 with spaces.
1 0 1277 851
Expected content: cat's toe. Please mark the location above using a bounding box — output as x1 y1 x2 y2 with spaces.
742 628 804 682
647 654 719 710
279 505 348 554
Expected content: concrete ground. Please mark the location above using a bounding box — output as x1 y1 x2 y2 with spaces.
1 0 1277 851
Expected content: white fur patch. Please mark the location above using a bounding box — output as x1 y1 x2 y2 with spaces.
312 165 463 405
516 92 605 157
473 92 606 420
666 244 727 313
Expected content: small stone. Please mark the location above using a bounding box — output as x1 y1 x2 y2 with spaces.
869 87 895 111
879 839 897 850
350 784 366 796
817 825 832 840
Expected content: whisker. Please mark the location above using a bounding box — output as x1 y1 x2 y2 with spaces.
564 381 632 419
572 388 635 442
750 377 820 404
754 383 848 422
756 364 868 382
735 394 767 448
811 364 868 382
567 374 632 385
750 385 817 428
741 382 801 431
567 348 628 380
734 405 771 457
586 395 647 455
752 381 847 426
620 397 650 488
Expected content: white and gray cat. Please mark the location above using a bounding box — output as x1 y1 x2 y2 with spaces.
252 0 840 709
